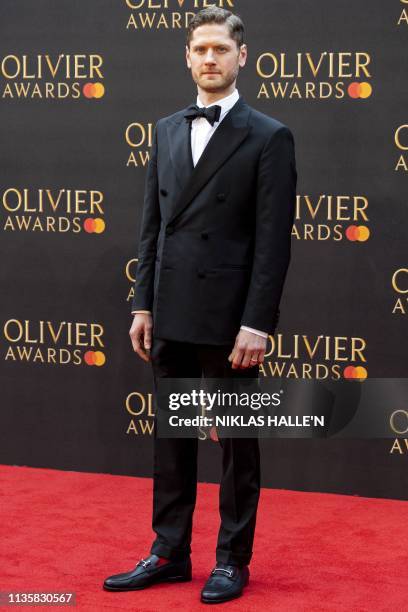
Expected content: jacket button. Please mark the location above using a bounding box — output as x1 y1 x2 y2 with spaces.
160 188 168 197
197 270 206 279
165 225 174 236
201 232 209 240
216 193 226 201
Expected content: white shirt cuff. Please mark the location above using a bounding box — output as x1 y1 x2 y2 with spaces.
240 325 268 339
131 310 152 315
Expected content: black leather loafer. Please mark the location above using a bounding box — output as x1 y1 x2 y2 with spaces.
103 553 192 591
201 563 249 604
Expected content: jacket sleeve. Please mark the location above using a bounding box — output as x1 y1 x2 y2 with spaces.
240 126 297 335
131 122 161 312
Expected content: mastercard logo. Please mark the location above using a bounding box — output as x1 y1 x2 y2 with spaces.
83 217 105 233
345 225 370 242
209 426 219 442
347 82 372 99
82 82 105 99
84 350 106 366
343 365 367 381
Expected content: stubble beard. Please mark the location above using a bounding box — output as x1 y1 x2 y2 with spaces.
195 66 239 95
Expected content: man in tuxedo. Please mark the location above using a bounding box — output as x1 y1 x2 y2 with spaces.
104 6 297 604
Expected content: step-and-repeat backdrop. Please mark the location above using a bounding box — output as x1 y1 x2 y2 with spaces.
1 1 407 499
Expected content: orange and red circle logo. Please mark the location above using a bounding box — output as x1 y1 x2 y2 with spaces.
83 218 105 233
347 82 372 98
343 365 367 381
84 350 106 366
82 82 105 99
345 225 370 242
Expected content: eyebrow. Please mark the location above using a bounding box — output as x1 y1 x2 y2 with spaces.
192 43 232 49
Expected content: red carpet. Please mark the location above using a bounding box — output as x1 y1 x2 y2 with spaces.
1 465 407 611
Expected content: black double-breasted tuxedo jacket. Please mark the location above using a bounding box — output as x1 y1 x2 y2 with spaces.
131 95 297 345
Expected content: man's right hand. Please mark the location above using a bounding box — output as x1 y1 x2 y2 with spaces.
129 313 153 362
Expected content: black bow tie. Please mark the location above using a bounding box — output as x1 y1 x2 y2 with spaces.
184 104 222 126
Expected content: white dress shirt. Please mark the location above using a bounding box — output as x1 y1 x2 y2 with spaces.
190 88 239 165
133 88 268 340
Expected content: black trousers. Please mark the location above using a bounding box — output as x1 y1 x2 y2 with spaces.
149 336 261 567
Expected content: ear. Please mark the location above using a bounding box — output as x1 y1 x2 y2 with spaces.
186 45 191 69
239 44 248 68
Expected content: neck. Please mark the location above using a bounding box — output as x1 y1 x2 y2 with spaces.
197 83 236 106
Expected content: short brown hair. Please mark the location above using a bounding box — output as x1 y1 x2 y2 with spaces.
186 6 245 49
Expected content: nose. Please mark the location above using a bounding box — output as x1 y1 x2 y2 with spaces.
204 50 216 64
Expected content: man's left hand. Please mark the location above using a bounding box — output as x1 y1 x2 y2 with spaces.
228 329 267 369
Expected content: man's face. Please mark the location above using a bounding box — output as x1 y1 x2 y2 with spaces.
186 23 247 94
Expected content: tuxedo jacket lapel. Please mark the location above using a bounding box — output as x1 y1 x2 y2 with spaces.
165 96 251 225
166 118 194 192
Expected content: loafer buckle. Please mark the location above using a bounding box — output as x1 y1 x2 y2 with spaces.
212 567 233 577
